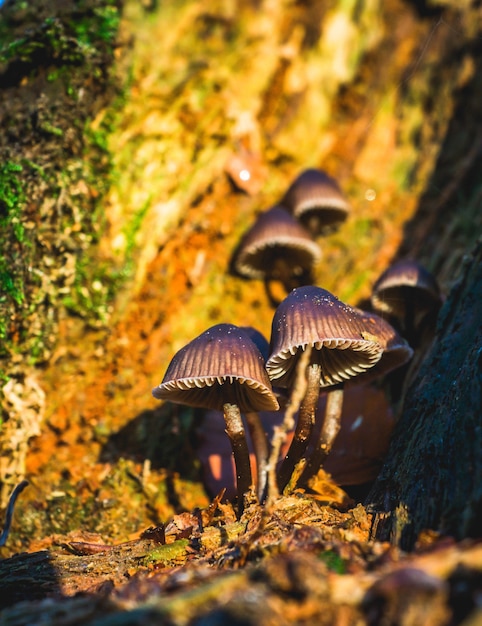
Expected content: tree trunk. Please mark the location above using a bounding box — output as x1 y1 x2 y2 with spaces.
367 241 482 549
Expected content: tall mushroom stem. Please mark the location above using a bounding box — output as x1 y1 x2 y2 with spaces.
300 384 344 484
277 362 321 492
223 403 253 514
245 412 270 502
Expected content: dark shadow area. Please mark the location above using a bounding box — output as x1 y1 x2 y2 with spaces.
365 30 482 548
98 403 204 481
0 550 61 609
395 36 482 287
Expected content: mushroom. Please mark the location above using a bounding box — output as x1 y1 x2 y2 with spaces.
232 205 322 300
265 286 384 491
345 309 414 387
152 323 279 511
281 168 350 236
224 149 267 196
301 308 413 483
370 259 443 347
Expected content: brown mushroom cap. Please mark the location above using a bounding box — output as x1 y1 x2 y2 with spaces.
233 205 322 280
345 309 414 386
239 326 270 361
266 286 383 389
371 259 442 321
281 168 350 234
152 323 280 413
224 150 266 196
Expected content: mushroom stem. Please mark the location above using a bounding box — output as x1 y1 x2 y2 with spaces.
245 412 270 502
403 295 418 346
301 385 344 483
264 259 314 306
277 362 321 491
223 402 253 514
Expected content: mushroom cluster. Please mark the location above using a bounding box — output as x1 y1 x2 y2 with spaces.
152 168 442 514
231 168 350 303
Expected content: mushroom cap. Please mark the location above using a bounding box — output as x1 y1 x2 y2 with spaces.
224 150 266 195
281 168 350 234
152 323 280 413
239 326 270 361
371 259 442 321
345 309 414 386
233 205 322 280
266 286 384 389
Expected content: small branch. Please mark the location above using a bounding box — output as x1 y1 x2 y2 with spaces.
0 480 29 548
266 346 312 504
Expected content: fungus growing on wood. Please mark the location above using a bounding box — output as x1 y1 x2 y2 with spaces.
301 309 413 483
371 259 443 346
152 323 279 512
345 309 414 387
265 286 383 490
232 205 322 297
281 168 350 235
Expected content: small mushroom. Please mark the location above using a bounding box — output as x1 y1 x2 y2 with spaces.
152 323 279 512
265 286 383 491
224 149 267 195
301 309 413 483
345 309 414 388
281 168 350 236
232 205 322 300
371 259 443 347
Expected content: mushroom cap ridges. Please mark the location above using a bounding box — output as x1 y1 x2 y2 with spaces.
345 310 413 386
152 323 280 413
266 286 383 388
233 205 322 280
371 259 442 318
281 168 350 231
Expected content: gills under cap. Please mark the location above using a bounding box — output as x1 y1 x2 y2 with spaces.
266 286 383 389
153 323 279 413
281 168 350 235
371 259 442 321
233 205 322 280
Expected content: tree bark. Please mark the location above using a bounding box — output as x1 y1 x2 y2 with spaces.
367 241 482 549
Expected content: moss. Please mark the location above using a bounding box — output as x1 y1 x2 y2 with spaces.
144 539 190 566
72 4 120 49
318 549 346 574
0 3 120 68
0 0 125 371
0 162 28 348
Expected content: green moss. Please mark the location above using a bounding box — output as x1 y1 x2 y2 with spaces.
0 162 28 345
318 549 346 574
144 539 190 565
0 1 127 367
0 162 25 243
62 266 128 328
72 4 121 49
0 3 121 68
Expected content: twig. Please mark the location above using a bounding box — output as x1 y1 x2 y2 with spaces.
0 480 29 547
266 346 312 505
